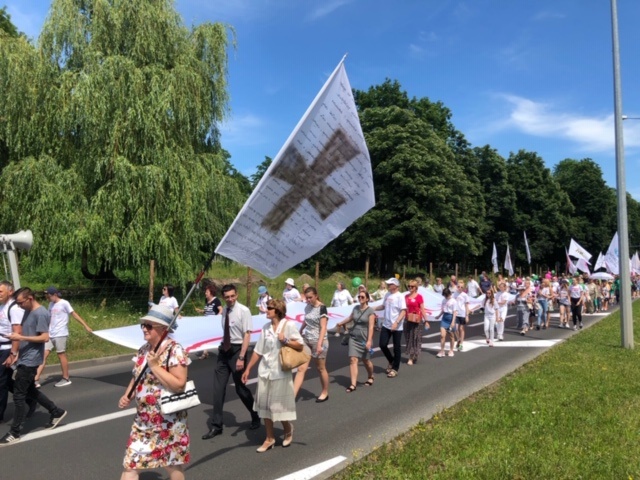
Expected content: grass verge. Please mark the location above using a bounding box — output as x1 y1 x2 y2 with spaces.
333 302 640 479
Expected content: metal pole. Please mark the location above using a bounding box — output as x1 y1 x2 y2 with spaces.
611 0 633 349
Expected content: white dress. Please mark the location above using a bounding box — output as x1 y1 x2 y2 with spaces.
253 320 302 421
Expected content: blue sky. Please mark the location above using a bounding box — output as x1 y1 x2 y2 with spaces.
6 0 640 198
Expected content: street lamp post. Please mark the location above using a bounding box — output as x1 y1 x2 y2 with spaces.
610 0 633 349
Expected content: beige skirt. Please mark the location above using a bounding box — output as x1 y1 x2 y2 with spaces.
254 376 297 422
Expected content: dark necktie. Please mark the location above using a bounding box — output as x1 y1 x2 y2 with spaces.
223 307 232 351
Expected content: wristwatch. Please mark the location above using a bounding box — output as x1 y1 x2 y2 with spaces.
238 355 245 361
10 351 17 357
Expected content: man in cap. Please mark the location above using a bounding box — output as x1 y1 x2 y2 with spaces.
0 287 67 446
374 278 407 378
282 278 301 304
202 284 260 440
34 286 92 388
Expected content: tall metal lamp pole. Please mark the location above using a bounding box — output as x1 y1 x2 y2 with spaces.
610 0 633 349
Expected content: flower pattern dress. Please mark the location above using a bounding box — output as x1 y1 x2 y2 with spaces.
123 341 191 469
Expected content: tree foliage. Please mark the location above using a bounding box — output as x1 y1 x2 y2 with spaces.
336 80 485 272
0 6 20 37
553 158 616 254
0 0 245 284
306 79 640 275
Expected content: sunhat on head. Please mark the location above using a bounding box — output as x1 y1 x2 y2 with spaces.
141 304 175 330
385 277 400 286
258 285 268 295
285 278 295 286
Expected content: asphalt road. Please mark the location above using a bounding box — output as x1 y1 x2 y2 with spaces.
0 305 615 480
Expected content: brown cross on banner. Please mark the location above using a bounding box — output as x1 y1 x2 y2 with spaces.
261 128 360 233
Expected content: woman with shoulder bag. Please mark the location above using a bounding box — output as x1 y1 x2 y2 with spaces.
242 299 303 452
336 290 376 392
404 280 428 365
118 305 190 480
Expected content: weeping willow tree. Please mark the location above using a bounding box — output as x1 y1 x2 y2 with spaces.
0 0 244 284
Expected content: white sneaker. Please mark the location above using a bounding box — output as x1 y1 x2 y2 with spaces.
498 335 504 341
488 340 494 347
55 378 72 387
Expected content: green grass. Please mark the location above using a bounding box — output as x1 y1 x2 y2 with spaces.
334 302 640 480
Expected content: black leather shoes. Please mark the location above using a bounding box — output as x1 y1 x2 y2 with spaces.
201 428 223 440
249 418 261 430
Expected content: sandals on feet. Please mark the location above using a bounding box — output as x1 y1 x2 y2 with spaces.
364 377 374 386
346 385 357 393
386 364 393 374
387 370 398 378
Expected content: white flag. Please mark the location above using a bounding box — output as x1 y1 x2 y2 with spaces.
504 244 514 276
568 238 592 263
566 247 577 275
215 60 375 277
604 232 619 275
491 242 499 273
524 231 531 264
593 252 604 271
632 252 640 275
576 257 591 275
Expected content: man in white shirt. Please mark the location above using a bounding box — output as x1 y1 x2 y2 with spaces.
203 284 260 440
0 281 24 423
374 278 406 378
467 276 480 298
34 286 92 388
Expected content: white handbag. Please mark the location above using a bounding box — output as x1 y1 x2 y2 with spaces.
160 380 201 415
159 343 201 414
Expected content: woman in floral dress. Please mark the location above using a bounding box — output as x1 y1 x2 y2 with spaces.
118 305 190 480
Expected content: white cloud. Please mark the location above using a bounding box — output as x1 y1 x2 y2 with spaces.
306 0 353 21
493 94 640 152
532 11 566 21
220 113 267 147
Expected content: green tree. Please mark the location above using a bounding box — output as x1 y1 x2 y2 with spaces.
0 0 244 284
339 81 485 273
553 158 616 254
475 145 517 262
506 150 573 266
250 156 272 189
0 6 19 37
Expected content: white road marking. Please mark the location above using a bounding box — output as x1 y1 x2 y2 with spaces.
422 338 563 351
20 408 136 444
274 456 347 480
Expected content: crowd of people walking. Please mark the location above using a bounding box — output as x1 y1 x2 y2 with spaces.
0 271 622 478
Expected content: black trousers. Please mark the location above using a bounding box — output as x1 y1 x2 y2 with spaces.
379 327 403 372
210 344 258 430
0 349 12 420
11 365 60 436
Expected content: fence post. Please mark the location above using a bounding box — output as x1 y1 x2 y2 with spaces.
315 261 320 289
365 257 370 290
148 260 155 304
246 267 252 307
429 262 433 285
